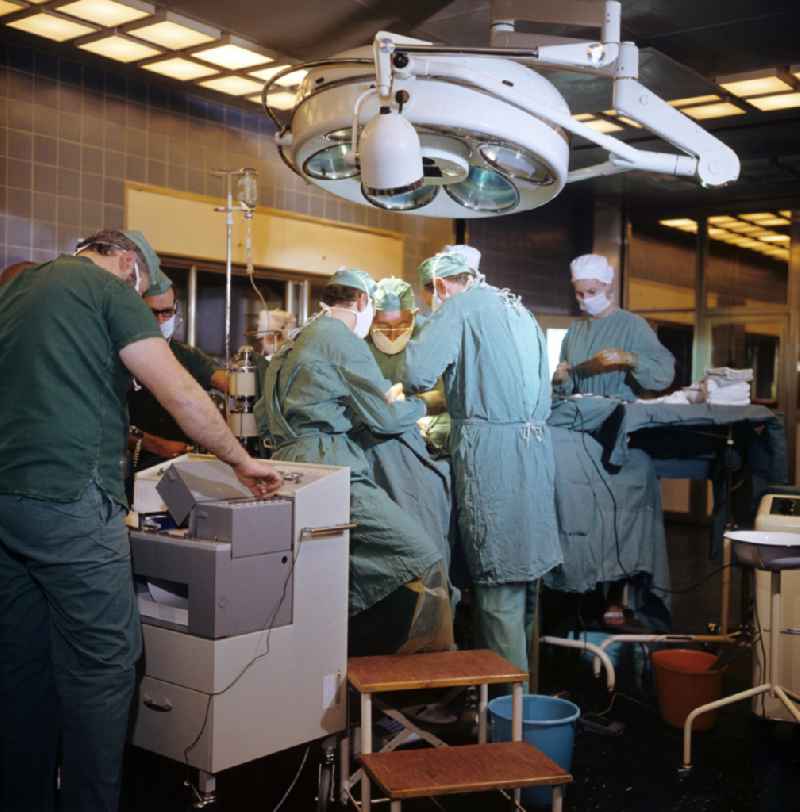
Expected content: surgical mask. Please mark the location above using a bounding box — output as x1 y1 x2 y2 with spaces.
579 292 611 317
372 323 414 355
159 315 176 340
353 300 374 339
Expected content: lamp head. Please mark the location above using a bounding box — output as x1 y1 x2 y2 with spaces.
360 107 423 196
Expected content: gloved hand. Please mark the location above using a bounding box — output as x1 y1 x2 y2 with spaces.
384 382 405 403
553 361 572 383
579 349 637 375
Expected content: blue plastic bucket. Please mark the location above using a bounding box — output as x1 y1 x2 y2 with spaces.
489 694 580 807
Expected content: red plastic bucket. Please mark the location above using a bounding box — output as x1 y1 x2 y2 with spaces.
651 649 725 731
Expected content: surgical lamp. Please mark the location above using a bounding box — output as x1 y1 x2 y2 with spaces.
261 0 740 218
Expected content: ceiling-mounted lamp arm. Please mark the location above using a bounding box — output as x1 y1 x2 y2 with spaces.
611 48 739 186
376 29 738 187
373 33 396 98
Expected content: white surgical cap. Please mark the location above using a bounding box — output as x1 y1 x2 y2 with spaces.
443 244 481 272
570 254 614 285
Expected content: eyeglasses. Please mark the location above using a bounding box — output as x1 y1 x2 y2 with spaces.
150 303 178 318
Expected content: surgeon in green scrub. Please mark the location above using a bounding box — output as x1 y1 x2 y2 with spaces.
255 269 451 655
400 252 562 673
554 253 675 401
554 252 675 625
128 273 229 472
0 230 281 812
360 276 454 586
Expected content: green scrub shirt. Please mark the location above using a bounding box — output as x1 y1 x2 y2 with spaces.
129 341 218 443
254 315 443 614
0 256 162 506
401 285 562 585
556 309 675 401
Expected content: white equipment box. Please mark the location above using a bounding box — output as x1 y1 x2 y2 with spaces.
753 491 800 722
129 457 351 777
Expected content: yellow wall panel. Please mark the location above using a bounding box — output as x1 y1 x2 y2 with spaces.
125 183 404 279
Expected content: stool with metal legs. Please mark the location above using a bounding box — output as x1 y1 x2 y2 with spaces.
681 530 800 772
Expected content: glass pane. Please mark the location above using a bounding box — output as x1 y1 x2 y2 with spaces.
710 319 783 406
638 311 695 390
629 219 697 310
706 211 789 309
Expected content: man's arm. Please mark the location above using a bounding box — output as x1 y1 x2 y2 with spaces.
120 337 281 495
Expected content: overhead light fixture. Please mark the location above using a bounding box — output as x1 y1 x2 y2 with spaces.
78 34 160 62
128 15 217 49
249 64 290 81
669 95 721 108
57 0 151 27
682 102 746 120
740 212 777 222
779 210 792 218
251 66 307 87
571 113 623 133
747 92 800 112
7 11 96 41
604 109 642 128
756 216 790 226
717 68 794 98
192 39 272 70
141 56 217 81
248 90 297 110
708 215 738 224
0 1 24 17
758 233 790 243
584 118 623 133
659 218 698 229
199 75 263 96
269 19 739 218
724 222 760 234
274 68 307 87
707 228 730 239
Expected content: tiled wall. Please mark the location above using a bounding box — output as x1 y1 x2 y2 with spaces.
466 193 594 315
0 34 451 282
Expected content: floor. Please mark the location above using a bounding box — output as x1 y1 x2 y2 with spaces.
120 521 800 812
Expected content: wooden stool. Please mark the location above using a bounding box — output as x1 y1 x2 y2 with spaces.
346 649 566 810
361 741 572 812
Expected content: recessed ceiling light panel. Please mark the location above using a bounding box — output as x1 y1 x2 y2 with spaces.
142 56 217 81
7 11 96 41
129 18 217 49
57 0 151 27
79 34 160 63
193 42 272 71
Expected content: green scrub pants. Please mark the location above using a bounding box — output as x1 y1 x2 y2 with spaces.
0 483 141 812
472 580 539 674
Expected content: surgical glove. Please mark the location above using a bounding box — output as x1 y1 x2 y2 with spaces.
579 349 636 375
385 382 405 403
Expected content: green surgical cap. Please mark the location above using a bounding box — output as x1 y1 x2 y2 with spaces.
417 252 472 286
374 277 415 312
124 230 169 296
328 267 376 297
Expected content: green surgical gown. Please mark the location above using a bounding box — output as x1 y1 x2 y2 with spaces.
556 309 675 401
400 286 562 585
254 315 442 615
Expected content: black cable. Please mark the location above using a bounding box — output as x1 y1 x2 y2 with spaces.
182 534 302 774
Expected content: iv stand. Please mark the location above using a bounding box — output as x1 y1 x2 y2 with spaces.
211 168 258 370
